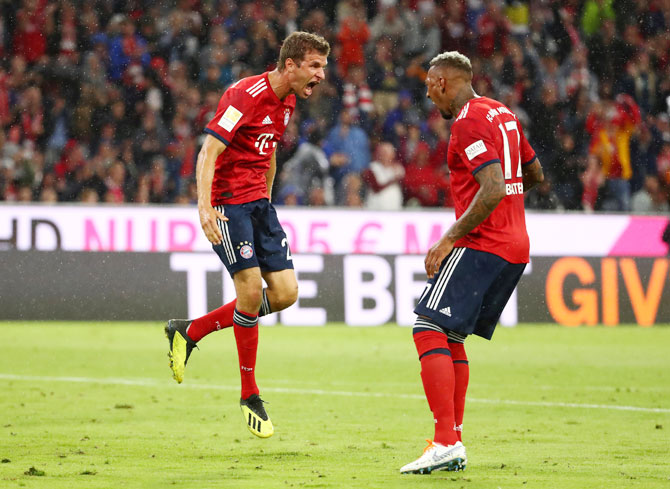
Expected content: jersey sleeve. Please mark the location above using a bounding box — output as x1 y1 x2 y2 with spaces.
518 122 537 166
451 117 500 175
204 88 252 145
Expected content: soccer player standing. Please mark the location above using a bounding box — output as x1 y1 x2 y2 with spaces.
400 51 544 474
165 32 330 438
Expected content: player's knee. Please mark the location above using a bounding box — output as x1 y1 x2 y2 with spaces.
448 342 467 362
274 282 298 310
239 288 263 312
412 328 449 359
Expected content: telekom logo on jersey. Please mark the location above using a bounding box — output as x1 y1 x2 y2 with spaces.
255 133 276 155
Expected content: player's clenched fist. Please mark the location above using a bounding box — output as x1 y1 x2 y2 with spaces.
198 203 227 244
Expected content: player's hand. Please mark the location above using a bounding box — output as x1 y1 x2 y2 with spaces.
198 203 227 245
424 237 455 279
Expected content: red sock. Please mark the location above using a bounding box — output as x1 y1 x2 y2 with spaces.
186 299 237 342
414 330 458 446
233 309 259 399
449 342 469 442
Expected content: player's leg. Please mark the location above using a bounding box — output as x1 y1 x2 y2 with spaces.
231 266 274 438
165 203 252 383
185 205 293 341
403 248 507 474
400 317 466 474
254 199 297 317
447 330 468 443
458 259 524 444
414 320 458 446
260 268 298 314
473 261 526 339
183 276 284 343
175 204 243 344
231 266 264 397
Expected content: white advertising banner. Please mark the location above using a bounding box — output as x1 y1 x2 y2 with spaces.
1 204 668 256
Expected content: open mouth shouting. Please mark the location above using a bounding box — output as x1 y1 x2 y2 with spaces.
304 80 320 96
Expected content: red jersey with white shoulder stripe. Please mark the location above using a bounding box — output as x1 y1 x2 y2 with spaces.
447 96 536 264
204 72 296 205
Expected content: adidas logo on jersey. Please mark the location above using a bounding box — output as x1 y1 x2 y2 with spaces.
262 115 272 125
439 306 452 317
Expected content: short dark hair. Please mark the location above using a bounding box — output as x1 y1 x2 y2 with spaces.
429 51 473 78
277 31 330 71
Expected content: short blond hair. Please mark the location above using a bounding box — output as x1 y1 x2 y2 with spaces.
429 51 473 78
278 31 330 71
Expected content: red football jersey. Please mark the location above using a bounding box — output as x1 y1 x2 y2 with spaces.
447 96 536 263
204 72 296 205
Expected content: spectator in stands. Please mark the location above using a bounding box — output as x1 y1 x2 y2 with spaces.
369 0 405 47
382 90 422 145
335 2 370 78
342 172 364 207
104 160 127 203
413 3 441 65
587 18 632 85
402 131 451 207
656 140 670 187
475 0 511 60
279 128 334 206
440 1 469 55
630 121 663 193
587 94 641 211
108 15 150 82
581 153 605 211
631 175 670 213
559 44 599 102
525 177 563 210
368 36 401 118
12 0 51 64
323 110 371 203
551 133 584 210
528 84 562 171
133 110 168 172
581 0 616 38
341 64 374 129
618 51 660 116
362 142 404 210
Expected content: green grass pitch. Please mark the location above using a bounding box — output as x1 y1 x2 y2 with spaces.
1 322 669 489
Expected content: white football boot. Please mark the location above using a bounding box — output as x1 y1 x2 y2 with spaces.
400 440 467 474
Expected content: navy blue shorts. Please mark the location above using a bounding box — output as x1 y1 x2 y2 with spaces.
414 247 526 340
212 199 294 277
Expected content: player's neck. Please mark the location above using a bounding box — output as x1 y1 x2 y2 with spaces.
267 69 291 100
452 87 478 116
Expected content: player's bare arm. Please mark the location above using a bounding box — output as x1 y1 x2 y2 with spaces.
265 150 277 200
522 158 544 193
424 163 505 278
196 134 228 244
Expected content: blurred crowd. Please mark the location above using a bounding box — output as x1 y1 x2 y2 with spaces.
1 0 670 213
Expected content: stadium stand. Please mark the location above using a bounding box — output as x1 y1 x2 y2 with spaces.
1 0 669 211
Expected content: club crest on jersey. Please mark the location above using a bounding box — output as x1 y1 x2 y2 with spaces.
284 108 290 126
237 241 254 259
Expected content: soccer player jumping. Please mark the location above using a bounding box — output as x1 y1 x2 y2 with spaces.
165 32 330 438
400 51 544 474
